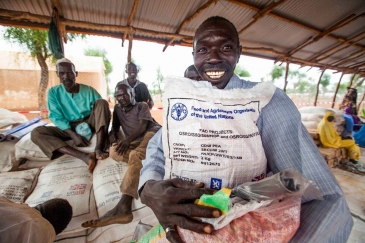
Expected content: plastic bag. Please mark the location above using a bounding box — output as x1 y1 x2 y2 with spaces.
138 169 323 243
232 168 323 202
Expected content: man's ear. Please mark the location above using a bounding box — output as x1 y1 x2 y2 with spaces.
236 45 242 63
75 71 78 77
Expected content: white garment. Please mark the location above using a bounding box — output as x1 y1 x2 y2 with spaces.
162 76 276 189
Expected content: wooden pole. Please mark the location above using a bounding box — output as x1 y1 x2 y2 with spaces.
349 73 356 87
332 73 344 108
313 70 326 106
127 33 133 62
283 61 290 92
354 77 365 89
357 91 365 114
122 0 139 47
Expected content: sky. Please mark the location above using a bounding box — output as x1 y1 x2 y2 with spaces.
0 27 352 92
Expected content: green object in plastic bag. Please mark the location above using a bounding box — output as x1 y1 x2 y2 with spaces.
195 188 231 215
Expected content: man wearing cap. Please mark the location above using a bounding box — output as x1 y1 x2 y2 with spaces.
31 58 111 172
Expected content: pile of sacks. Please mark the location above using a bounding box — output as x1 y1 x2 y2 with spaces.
299 106 347 167
299 106 345 137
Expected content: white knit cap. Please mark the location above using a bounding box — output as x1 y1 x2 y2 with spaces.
56 58 74 66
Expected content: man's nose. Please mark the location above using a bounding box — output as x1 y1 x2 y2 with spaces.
207 49 222 63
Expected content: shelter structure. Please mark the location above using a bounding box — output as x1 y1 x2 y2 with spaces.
0 51 107 110
0 0 364 105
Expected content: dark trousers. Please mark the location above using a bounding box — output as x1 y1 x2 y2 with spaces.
31 99 111 159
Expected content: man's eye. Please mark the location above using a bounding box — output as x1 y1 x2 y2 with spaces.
197 47 207 53
222 46 232 51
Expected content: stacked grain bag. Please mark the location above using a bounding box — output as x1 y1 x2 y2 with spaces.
299 106 347 167
299 106 345 136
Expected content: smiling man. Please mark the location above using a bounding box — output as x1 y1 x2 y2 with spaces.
31 58 111 172
116 62 154 109
138 16 353 243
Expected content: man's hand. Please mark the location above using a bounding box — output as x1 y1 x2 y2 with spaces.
72 133 90 147
116 139 130 155
140 179 221 243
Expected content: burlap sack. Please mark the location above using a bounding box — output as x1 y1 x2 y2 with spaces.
0 141 19 172
15 132 97 161
87 158 157 243
25 155 98 236
0 168 40 202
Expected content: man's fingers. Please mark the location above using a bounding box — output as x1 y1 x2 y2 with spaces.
168 203 221 219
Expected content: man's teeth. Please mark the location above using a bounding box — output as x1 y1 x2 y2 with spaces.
206 71 225 79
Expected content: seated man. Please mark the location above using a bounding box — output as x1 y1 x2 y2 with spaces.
139 16 353 243
184 64 202 81
116 62 154 109
0 196 72 242
82 84 161 227
31 58 111 173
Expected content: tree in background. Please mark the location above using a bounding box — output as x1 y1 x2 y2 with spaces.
270 65 285 84
84 48 113 94
319 73 331 93
153 66 164 101
234 65 250 78
3 27 81 116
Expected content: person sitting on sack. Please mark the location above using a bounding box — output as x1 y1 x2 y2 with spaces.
82 84 161 227
116 62 154 109
31 58 111 173
0 196 72 243
318 111 361 164
184 64 202 81
138 16 353 243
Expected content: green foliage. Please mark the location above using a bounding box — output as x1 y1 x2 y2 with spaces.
153 66 164 101
320 73 331 93
4 27 49 58
84 48 113 76
270 65 285 83
234 65 250 77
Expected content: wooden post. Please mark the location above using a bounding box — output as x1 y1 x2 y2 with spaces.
349 73 356 87
313 70 326 106
127 33 133 62
283 61 290 92
357 91 365 114
332 73 344 108
354 77 365 89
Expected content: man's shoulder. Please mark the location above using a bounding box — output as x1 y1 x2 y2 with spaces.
48 84 64 94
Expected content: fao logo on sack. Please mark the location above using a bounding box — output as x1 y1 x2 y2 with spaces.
171 103 188 121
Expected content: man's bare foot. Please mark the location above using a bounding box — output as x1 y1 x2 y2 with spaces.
95 149 109 160
82 195 134 228
80 152 97 173
81 207 133 228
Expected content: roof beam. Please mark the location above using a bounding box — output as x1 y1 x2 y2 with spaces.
0 9 193 43
287 13 364 56
307 30 365 62
241 47 365 75
315 33 365 62
228 0 365 51
331 50 365 67
122 0 139 47
162 0 217 52
238 0 287 35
